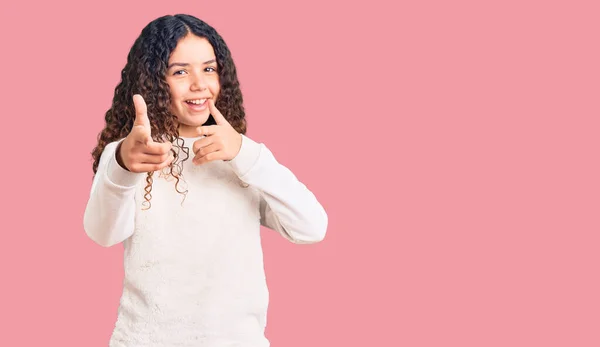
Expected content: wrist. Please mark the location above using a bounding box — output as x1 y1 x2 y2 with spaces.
227 134 262 177
106 140 145 188
226 133 243 162
115 141 130 171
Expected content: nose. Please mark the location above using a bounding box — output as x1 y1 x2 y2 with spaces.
190 72 208 91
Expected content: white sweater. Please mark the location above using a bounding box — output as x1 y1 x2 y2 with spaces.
83 134 328 347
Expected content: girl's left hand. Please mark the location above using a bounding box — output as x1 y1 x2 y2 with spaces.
192 99 242 165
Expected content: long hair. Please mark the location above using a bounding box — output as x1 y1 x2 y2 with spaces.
91 14 246 209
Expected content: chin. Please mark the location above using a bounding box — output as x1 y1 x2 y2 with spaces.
179 115 209 126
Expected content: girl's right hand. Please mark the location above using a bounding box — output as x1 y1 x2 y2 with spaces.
117 94 173 173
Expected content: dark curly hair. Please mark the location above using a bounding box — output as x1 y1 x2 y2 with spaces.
91 14 247 209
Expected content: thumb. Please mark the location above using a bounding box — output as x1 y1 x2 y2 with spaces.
132 94 151 144
133 94 150 129
208 99 229 125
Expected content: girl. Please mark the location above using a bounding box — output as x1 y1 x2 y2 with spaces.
83 14 328 347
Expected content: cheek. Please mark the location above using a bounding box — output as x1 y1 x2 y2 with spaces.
168 88 183 113
167 80 184 99
170 86 182 100
209 79 220 97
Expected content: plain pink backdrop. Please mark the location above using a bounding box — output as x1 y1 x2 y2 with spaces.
1 0 598 346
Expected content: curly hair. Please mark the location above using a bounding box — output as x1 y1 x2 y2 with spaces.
91 14 247 209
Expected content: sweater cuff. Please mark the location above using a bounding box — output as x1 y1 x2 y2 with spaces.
107 141 145 188
227 134 262 178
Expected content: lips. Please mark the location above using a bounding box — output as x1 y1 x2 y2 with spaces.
185 98 207 105
185 98 209 112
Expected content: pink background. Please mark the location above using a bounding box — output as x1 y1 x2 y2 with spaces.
1 0 598 346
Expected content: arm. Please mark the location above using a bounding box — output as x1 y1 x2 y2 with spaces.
83 140 145 247
228 135 328 244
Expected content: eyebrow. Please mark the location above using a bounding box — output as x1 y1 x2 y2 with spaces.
167 59 216 69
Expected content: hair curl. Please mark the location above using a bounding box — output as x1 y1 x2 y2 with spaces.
91 14 247 209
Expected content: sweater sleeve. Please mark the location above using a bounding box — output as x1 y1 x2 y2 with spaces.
227 135 328 244
83 140 145 247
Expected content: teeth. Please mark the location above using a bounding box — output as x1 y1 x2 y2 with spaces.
187 99 207 105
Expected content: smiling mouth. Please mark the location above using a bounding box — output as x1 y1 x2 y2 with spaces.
185 98 207 105
184 98 210 113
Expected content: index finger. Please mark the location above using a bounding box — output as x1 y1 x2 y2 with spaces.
207 99 228 125
197 125 218 137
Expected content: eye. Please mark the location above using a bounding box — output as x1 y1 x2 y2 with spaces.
173 70 187 76
205 66 217 73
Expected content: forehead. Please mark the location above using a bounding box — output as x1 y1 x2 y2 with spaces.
169 34 215 63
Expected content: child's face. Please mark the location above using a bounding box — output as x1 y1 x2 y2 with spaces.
166 34 220 137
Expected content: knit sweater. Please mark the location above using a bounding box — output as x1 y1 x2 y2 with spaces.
83 134 328 347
